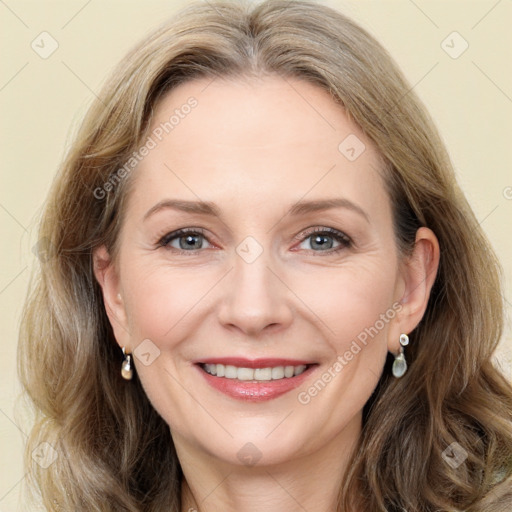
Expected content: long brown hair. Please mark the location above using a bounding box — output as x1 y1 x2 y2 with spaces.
18 1 512 510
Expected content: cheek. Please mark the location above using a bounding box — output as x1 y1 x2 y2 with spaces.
117 249 399 451
291 259 397 406
291 258 399 347
121 250 399 357
119 262 211 430
122 260 210 340
290 264 396 434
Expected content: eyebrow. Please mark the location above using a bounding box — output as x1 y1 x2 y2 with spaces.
143 198 369 223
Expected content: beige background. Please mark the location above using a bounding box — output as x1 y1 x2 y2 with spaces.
1 0 511 509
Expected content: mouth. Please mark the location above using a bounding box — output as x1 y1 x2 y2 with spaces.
194 358 318 401
200 362 311 380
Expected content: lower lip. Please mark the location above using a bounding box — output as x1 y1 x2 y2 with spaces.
196 364 317 402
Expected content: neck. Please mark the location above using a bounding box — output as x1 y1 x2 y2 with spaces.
178 413 362 512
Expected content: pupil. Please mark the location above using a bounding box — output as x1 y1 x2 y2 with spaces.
312 235 332 250
181 235 201 249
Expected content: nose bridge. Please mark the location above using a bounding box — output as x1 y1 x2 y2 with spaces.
217 236 293 335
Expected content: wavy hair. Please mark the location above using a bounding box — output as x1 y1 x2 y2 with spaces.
18 1 512 510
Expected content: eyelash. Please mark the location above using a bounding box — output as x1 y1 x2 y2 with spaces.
157 226 352 255
293 227 352 254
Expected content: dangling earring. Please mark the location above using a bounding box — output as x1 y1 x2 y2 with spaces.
121 347 133 380
392 333 409 378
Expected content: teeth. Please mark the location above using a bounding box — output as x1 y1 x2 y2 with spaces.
204 363 217 375
202 363 309 380
237 367 254 381
271 366 285 379
284 365 295 378
294 364 307 375
225 365 237 379
254 368 272 381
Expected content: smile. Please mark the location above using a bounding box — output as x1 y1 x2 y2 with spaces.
195 358 318 402
201 363 309 381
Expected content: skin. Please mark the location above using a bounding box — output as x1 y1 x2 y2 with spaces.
94 75 439 512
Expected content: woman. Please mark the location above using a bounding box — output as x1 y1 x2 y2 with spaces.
18 1 512 510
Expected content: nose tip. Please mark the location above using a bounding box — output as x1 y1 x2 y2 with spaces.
217 254 294 337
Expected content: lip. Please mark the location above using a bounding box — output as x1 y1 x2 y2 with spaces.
194 359 318 402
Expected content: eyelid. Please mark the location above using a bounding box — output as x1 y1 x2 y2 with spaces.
292 226 351 243
291 226 352 254
157 227 211 248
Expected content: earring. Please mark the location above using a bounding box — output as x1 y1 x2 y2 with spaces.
121 347 133 380
392 333 409 378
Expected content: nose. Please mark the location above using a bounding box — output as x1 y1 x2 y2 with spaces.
217 248 294 337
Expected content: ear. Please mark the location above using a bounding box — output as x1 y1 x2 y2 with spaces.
389 227 440 353
93 245 131 350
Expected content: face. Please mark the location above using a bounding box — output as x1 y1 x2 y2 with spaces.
99 75 412 467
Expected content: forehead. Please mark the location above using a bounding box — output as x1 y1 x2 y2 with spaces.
148 75 370 164
127 75 390 222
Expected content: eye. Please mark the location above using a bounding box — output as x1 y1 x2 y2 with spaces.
157 228 212 252
157 226 351 255
295 227 352 253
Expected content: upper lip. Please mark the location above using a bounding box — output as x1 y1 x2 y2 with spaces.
195 357 317 369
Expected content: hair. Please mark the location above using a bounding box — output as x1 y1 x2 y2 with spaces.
18 0 512 510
